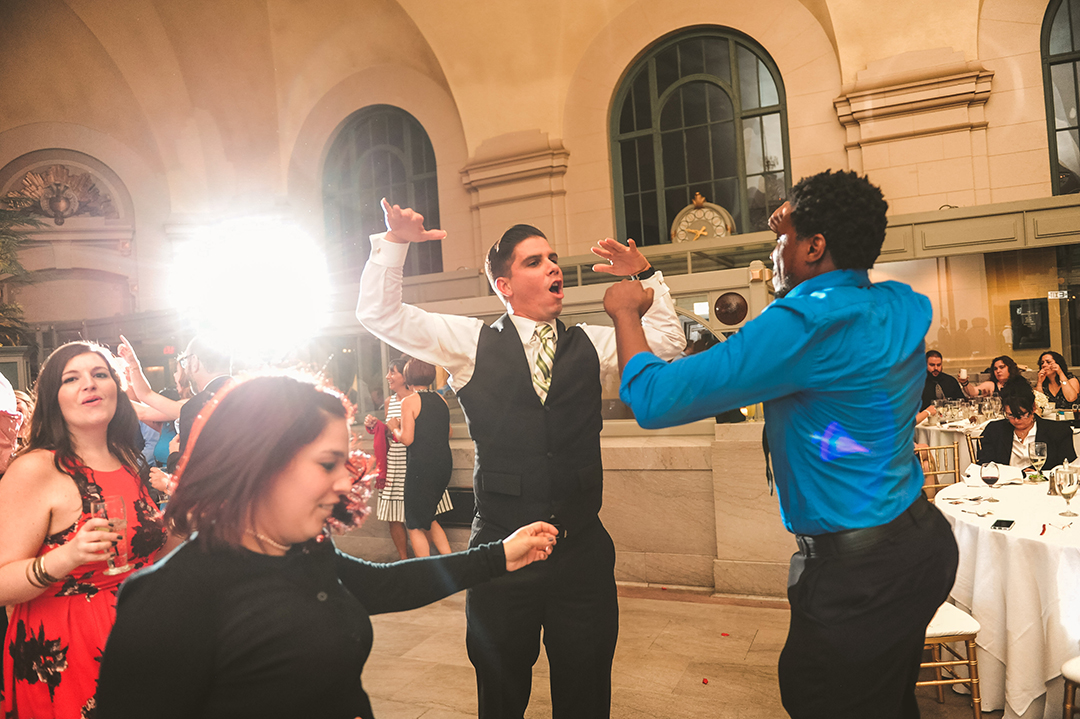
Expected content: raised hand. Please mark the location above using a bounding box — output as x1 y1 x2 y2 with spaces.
502 521 558 571
381 198 448 244
591 237 650 277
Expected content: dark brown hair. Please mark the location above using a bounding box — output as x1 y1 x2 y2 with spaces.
404 358 436 387
164 373 350 547
484 224 546 295
25 342 144 505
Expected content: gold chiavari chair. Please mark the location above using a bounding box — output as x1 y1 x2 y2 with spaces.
1064 655 1080 717
966 435 982 466
917 603 981 718
916 442 960 502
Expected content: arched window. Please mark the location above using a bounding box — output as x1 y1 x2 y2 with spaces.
611 29 790 244
1044 0 1080 194
323 105 442 276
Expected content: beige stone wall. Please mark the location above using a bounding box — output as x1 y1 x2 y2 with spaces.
0 0 1064 326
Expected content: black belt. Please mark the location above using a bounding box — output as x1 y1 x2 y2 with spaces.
795 494 932 559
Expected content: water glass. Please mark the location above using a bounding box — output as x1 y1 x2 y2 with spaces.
1058 469 1079 517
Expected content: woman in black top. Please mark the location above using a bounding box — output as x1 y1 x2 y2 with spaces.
967 354 1029 397
95 374 556 719
1034 350 1079 409
389 359 454 557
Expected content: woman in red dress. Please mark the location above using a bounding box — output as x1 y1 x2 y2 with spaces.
0 342 168 718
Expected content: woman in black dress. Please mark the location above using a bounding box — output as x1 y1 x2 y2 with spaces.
390 359 454 558
95 373 557 719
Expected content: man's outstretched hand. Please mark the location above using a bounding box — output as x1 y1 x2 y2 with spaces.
381 198 448 244
591 238 650 277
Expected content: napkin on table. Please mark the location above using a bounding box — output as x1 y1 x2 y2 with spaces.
962 462 1024 486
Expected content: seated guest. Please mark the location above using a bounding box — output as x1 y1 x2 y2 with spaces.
921 350 965 408
95 373 558 719
978 384 1077 469
967 354 1029 397
1034 350 1079 409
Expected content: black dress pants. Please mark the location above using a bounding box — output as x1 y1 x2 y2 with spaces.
466 519 619 719
778 499 958 719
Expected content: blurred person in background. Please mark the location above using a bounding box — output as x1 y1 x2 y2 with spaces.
1034 350 1079 409
363 357 412 560
388 359 453 557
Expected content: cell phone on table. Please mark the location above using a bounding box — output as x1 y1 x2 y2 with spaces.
990 519 1015 531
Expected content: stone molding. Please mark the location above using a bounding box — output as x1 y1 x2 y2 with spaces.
834 67 994 150
460 130 570 206
459 129 570 251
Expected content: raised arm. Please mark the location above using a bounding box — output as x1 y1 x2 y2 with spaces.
356 200 484 391
118 336 185 421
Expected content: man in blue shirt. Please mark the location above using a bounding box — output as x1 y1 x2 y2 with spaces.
603 170 958 718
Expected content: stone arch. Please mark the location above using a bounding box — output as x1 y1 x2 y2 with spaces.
287 65 474 269
0 125 172 318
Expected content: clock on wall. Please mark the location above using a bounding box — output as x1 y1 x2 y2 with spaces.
670 192 736 243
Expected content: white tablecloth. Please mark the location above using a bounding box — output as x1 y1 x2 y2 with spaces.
935 482 1080 718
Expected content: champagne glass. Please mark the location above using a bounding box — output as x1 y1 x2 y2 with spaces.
89 496 131 575
1029 442 1048 483
981 463 1000 502
1058 469 1079 517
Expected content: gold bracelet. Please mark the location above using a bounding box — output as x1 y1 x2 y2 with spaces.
37 554 62 585
26 559 46 588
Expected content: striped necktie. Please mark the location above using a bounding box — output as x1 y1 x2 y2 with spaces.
532 323 555 403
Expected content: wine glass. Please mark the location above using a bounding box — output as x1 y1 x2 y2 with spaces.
89 496 131 575
981 463 1000 502
1028 442 1048 483
1058 469 1079 517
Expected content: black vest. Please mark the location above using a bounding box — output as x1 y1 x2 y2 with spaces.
456 315 604 536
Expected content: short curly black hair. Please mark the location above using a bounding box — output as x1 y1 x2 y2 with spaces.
787 170 889 270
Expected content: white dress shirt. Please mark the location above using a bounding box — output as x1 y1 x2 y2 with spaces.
1009 425 1038 468
356 232 685 397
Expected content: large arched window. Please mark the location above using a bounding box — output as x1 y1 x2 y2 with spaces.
323 105 442 276
611 29 790 244
1044 0 1080 194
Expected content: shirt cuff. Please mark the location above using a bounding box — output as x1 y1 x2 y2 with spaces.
640 270 668 294
368 232 410 268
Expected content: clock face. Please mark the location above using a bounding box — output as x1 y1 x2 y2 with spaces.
671 203 735 242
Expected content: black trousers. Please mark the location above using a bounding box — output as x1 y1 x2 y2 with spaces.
466 519 619 719
779 499 959 719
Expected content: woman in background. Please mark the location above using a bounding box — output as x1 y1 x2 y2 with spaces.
96 373 556 719
1034 350 1079 409
390 359 454 557
967 355 1028 397
364 357 411 560
0 342 167 718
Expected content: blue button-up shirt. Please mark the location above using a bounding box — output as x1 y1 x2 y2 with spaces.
620 269 931 535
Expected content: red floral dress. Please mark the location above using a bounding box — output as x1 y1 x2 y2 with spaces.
2 465 166 719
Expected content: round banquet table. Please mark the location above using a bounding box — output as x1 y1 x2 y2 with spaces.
935 481 1080 718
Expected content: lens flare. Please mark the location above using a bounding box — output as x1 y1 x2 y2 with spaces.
170 216 331 363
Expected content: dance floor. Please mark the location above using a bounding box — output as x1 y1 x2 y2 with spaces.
360 586 993 718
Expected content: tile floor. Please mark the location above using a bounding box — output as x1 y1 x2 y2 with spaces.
361 586 996 719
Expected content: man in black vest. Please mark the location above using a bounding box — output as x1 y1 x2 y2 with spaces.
357 200 684 718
